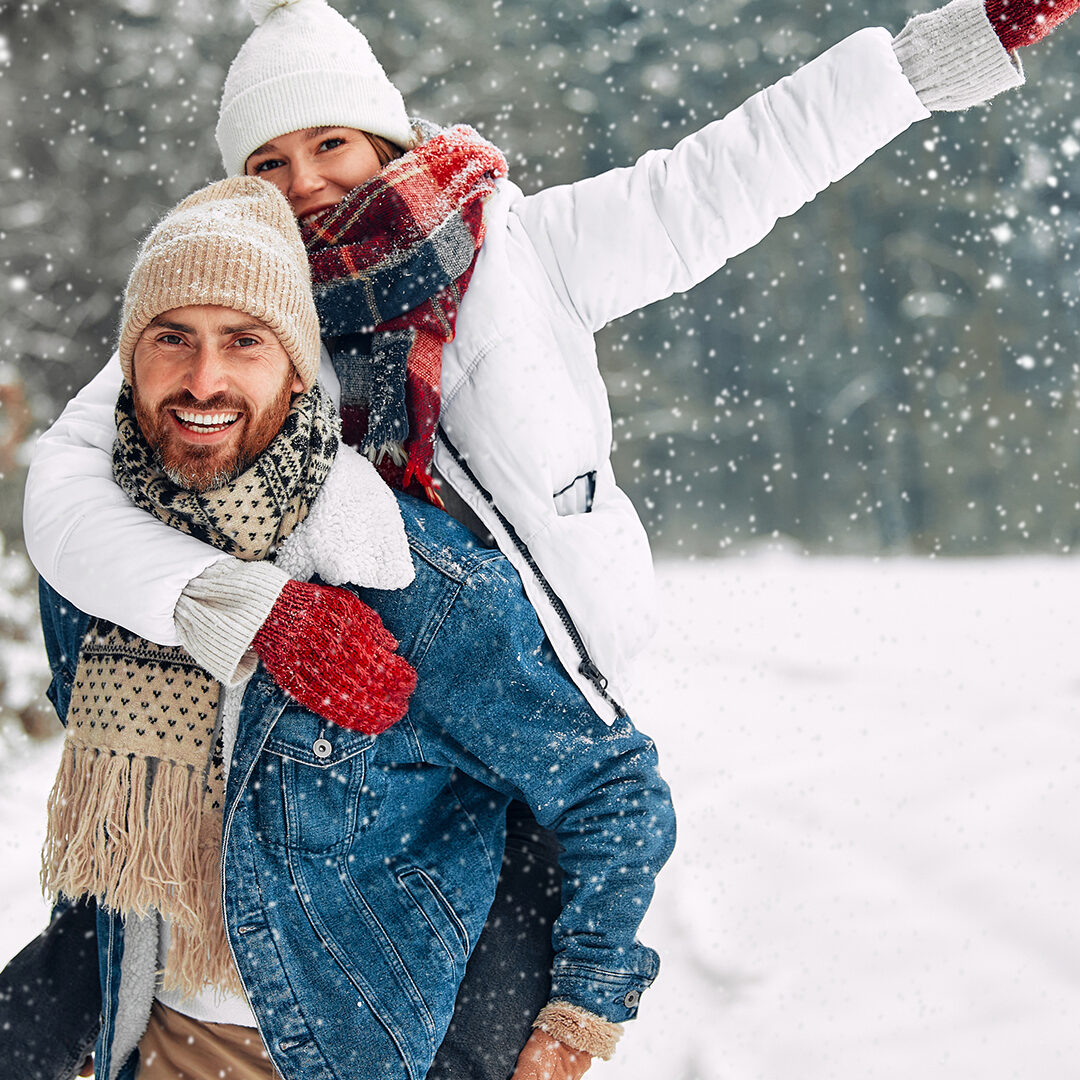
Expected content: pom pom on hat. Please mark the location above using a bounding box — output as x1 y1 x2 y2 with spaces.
217 0 413 177
247 0 303 28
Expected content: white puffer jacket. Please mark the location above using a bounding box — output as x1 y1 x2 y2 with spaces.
24 14 1022 722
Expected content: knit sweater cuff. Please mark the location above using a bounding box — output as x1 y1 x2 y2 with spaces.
532 1001 623 1062
892 0 1024 112
174 559 290 686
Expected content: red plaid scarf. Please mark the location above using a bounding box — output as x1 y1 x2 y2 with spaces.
301 123 507 505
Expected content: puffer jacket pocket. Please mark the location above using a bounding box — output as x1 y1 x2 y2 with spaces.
553 471 596 516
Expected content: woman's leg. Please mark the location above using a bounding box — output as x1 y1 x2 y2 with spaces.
0 898 101 1080
426 801 563 1080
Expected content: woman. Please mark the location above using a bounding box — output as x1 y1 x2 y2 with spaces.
17 0 1077 1077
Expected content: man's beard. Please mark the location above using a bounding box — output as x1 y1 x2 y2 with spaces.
133 377 295 492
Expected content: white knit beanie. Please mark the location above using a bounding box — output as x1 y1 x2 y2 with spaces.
118 176 322 390
216 0 414 178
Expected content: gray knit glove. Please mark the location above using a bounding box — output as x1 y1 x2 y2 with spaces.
893 0 1024 111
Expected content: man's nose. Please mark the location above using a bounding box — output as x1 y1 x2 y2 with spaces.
183 344 229 401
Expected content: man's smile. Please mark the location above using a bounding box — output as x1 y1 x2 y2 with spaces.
169 408 243 439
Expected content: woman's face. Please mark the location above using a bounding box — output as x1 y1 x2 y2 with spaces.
245 126 382 220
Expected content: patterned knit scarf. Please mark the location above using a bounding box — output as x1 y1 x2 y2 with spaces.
300 121 507 505
42 383 338 997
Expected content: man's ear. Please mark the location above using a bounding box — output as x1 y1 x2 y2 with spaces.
291 372 304 394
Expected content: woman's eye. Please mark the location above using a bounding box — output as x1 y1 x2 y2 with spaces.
319 138 345 152
251 158 282 173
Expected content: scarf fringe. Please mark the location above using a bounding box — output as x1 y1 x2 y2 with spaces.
403 452 446 509
366 440 410 469
43 742 202 920
162 832 244 998
42 742 241 995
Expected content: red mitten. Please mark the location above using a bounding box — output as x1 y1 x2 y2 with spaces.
252 580 417 734
985 0 1080 48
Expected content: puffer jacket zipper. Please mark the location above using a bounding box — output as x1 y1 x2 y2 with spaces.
437 427 628 720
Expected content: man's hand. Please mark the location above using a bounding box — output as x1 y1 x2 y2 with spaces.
985 0 1080 48
77 1056 93 1078
510 1030 592 1080
252 579 417 734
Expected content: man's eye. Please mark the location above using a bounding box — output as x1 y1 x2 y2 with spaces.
158 333 184 345
234 336 259 348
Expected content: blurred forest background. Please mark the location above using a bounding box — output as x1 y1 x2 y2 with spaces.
0 0 1078 734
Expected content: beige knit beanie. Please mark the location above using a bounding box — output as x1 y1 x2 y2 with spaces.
216 0 414 178
118 176 321 390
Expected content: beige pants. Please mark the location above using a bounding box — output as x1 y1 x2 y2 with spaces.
136 1000 283 1080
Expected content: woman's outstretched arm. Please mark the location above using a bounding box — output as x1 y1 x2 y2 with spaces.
516 0 1036 335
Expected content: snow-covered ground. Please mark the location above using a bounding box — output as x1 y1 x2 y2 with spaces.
3 556 1079 1080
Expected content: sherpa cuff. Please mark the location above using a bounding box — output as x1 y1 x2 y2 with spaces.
893 0 1024 112
533 1001 623 1062
174 558 289 685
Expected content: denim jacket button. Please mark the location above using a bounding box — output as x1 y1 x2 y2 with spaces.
312 738 333 760
622 990 640 1009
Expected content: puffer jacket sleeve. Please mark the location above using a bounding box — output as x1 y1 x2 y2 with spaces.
23 352 226 645
514 27 929 333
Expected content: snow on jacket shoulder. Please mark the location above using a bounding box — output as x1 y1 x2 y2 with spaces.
25 28 929 720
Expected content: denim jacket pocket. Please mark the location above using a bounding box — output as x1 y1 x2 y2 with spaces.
264 705 376 765
253 705 380 853
396 866 471 972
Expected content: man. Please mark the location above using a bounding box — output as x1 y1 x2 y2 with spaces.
26 176 675 1080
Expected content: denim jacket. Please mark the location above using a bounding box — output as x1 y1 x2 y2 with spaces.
39 492 675 1080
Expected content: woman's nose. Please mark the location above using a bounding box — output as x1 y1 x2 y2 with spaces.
288 160 326 200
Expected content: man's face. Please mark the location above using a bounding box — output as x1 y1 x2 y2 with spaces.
132 305 304 491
